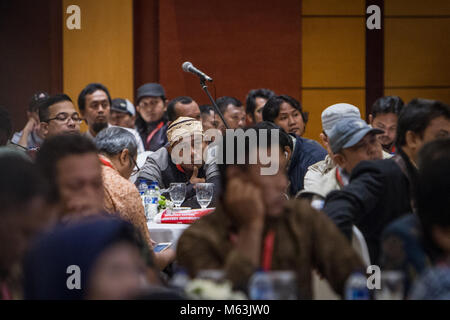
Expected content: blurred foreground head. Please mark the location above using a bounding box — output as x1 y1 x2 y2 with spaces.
0 149 55 297
24 217 153 300
35 134 104 221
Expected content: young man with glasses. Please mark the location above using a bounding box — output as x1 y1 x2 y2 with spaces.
38 94 82 139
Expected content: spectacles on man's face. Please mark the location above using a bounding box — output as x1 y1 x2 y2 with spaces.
129 155 140 176
46 112 82 124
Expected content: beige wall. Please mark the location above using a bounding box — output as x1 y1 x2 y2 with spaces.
63 0 134 132
384 0 450 103
302 0 366 142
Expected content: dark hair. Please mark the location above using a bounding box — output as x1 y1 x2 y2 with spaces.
167 96 194 122
29 91 50 113
0 153 49 214
94 127 138 159
35 134 98 202
253 121 293 151
77 83 112 112
415 138 450 259
262 95 308 124
0 153 50 279
38 94 73 122
217 126 284 193
199 104 214 115
216 96 243 115
372 96 404 118
0 106 12 146
245 88 275 119
396 98 450 148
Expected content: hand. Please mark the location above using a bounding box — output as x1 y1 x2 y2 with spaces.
190 166 206 184
224 178 265 229
23 117 38 134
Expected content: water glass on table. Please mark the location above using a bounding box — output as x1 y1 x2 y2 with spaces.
196 183 214 209
170 183 186 209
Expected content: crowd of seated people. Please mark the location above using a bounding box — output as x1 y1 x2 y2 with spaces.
0 82 449 300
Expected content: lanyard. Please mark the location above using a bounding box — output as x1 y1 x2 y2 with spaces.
335 168 345 188
99 156 114 169
228 230 275 271
262 230 275 271
176 164 185 174
146 121 164 147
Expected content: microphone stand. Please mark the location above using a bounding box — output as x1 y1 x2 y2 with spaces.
199 78 229 129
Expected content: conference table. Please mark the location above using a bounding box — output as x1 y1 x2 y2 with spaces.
147 221 189 245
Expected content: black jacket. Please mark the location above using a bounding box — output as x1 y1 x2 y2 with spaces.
323 156 415 264
136 117 169 152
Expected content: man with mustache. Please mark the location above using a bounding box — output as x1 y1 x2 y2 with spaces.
78 83 112 139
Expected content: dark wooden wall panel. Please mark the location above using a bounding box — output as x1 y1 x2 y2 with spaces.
0 0 62 131
134 0 302 105
365 0 384 118
133 0 160 96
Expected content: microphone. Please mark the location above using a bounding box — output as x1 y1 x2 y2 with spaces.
182 61 213 82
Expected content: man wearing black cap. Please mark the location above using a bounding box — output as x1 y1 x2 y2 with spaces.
135 83 169 151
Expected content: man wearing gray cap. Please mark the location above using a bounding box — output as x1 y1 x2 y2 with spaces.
299 117 383 209
135 83 169 151
323 98 450 265
302 103 362 193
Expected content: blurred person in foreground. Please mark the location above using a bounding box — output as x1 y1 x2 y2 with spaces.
0 149 56 299
35 134 172 271
176 126 364 299
408 138 450 299
323 99 450 265
0 106 13 147
23 217 163 300
36 134 104 220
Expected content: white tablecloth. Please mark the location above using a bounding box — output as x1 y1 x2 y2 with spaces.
147 222 189 245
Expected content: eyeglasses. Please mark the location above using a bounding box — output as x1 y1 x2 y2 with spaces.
130 155 140 176
46 113 82 124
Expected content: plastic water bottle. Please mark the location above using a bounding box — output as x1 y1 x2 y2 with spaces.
345 272 370 300
147 183 159 222
249 271 275 300
138 179 148 209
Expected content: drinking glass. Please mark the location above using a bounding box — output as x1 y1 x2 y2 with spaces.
196 183 214 209
169 183 186 208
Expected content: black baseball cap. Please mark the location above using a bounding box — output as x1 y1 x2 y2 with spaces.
136 83 166 104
